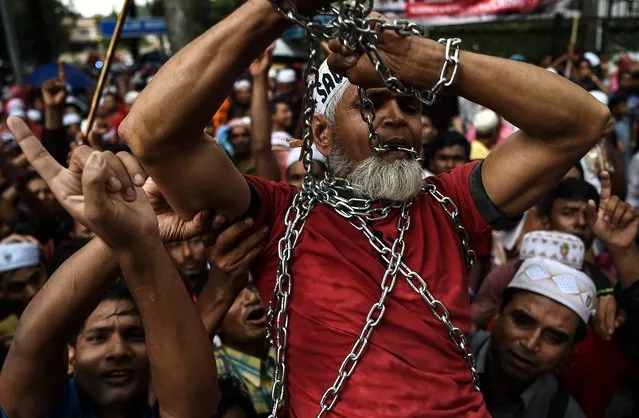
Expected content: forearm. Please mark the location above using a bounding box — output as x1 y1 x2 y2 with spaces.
251 73 281 181
44 105 63 130
0 238 118 416
121 0 288 158
117 238 219 417
407 40 609 143
196 269 242 339
608 245 639 289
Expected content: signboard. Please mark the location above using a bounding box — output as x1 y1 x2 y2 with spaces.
100 18 168 38
378 0 579 25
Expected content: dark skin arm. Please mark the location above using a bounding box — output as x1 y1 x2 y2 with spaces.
586 171 639 340
197 217 269 338
0 238 118 418
83 151 219 418
249 44 282 181
328 20 610 217
0 117 210 418
119 0 297 219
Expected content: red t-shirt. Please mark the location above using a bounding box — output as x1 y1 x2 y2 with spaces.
248 161 493 417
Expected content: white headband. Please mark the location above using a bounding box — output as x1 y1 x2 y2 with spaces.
0 243 41 273
313 60 349 115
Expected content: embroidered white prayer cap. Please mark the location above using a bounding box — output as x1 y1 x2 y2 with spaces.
313 59 349 115
509 257 596 324
0 243 41 274
519 231 585 270
286 144 326 168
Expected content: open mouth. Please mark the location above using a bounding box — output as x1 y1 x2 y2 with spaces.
102 369 135 385
245 306 267 325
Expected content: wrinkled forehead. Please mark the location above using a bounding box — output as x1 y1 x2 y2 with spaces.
84 299 141 329
508 290 579 331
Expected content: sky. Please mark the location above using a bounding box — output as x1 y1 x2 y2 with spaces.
63 0 149 17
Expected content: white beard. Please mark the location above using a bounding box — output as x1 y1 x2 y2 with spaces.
328 147 424 202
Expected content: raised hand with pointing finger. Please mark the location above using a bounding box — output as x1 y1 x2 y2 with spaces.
586 171 639 249
7 116 209 243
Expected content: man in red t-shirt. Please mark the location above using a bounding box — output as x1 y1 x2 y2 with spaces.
113 0 609 415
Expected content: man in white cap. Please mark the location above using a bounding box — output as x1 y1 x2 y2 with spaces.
470 257 594 417
473 173 637 330
275 68 297 97
124 91 140 114
10 1 612 415
0 240 45 311
286 145 327 189
470 109 500 161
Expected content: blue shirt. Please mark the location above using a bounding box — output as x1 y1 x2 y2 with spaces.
1 379 154 418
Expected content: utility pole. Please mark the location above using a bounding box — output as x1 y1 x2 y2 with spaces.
582 0 601 52
0 0 24 84
163 0 212 52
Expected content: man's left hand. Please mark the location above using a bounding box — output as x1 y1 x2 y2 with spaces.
326 13 418 88
143 178 211 243
586 171 639 249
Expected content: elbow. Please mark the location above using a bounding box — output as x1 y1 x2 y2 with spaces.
119 113 165 160
582 102 612 148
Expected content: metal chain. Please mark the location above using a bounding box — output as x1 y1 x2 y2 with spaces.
266 176 479 418
265 1 469 415
318 201 412 415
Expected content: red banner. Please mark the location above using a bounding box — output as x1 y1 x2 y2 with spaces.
405 0 541 17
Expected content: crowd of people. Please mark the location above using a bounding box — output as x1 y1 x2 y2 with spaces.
1 1 639 416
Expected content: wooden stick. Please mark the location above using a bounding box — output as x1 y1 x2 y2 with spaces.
84 0 133 141
564 15 580 79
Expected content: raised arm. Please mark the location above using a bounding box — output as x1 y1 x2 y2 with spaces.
328 26 610 216
81 152 219 418
197 217 269 338
0 238 118 418
119 0 292 218
249 45 282 181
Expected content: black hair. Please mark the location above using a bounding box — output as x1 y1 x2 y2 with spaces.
500 287 587 342
539 178 600 218
424 130 471 166
270 97 291 116
69 278 136 347
609 92 628 110
214 375 259 418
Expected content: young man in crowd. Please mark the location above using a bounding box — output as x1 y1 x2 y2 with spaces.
195 217 274 417
286 145 327 189
166 236 209 297
471 257 595 417
423 130 471 176
270 98 293 137
0 237 46 366
470 108 501 160
0 135 219 418
420 112 438 146
472 176 618 329
8 0 609 414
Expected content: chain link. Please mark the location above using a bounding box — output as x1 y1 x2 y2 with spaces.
265 1 470 415
266 176 480 418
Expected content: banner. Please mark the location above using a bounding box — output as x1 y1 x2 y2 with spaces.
378 0 579 25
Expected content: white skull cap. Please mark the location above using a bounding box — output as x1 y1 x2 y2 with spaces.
519 231 585 270
509 257 596 324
